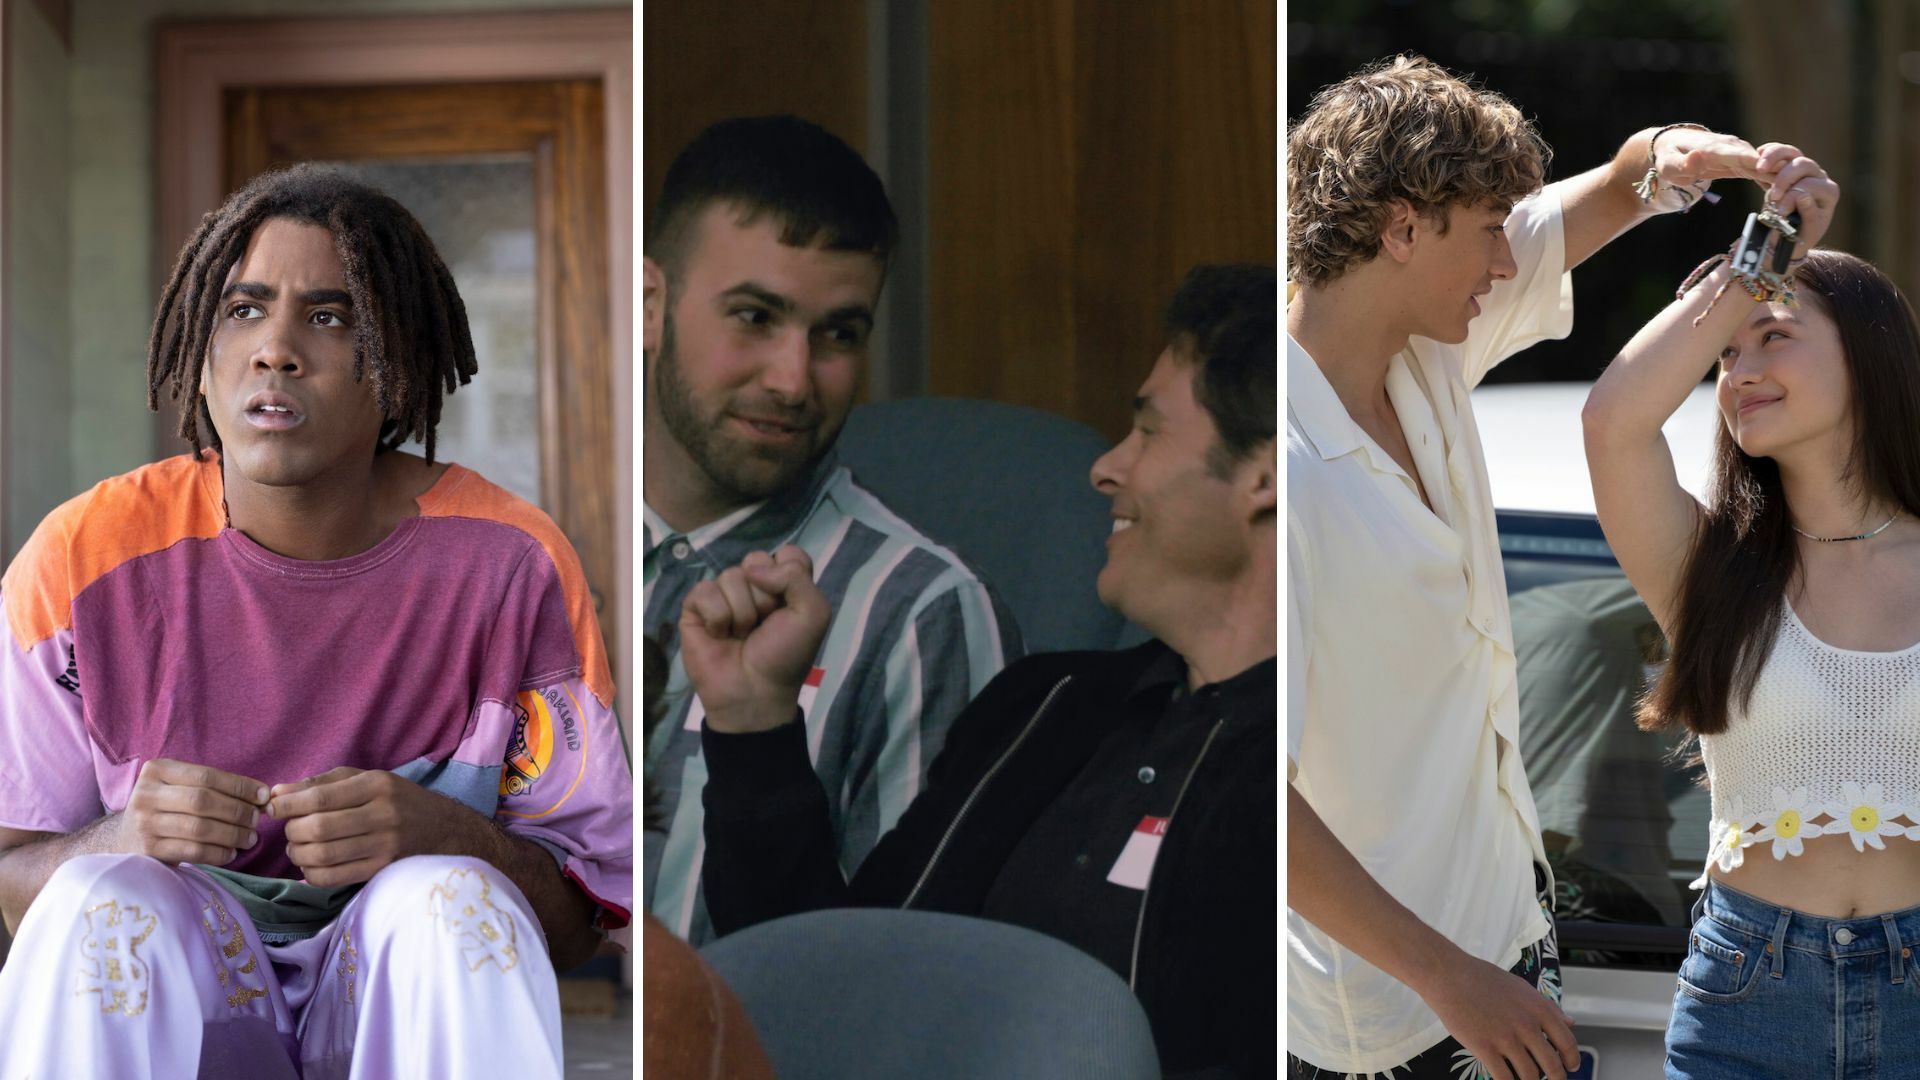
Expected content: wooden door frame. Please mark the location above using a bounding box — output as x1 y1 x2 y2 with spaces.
154 9 633 723
1 0 11 561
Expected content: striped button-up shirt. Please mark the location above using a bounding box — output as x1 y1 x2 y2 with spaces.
643 453 1022 943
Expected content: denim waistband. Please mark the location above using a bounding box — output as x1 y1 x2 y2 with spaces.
1701 878 1920 962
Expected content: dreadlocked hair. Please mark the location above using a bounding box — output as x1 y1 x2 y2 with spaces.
147 163 478 463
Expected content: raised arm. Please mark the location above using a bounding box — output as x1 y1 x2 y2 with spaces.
1582 145 1837 630
1556 125 1768 273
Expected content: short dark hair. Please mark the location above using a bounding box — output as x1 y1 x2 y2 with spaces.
147 164 477 463
646 115 897 281
1164 264 1277 475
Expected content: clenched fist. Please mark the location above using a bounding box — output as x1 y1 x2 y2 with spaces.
678 545 831 734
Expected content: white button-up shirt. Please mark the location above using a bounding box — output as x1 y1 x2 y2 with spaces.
1287 188 1573 1072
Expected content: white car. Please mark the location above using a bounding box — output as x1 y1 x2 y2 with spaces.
1473 380 1721 1080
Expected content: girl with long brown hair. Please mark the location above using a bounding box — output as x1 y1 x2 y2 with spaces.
1584 145 1920 1077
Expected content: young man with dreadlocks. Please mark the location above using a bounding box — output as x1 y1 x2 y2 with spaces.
0 165 631 1077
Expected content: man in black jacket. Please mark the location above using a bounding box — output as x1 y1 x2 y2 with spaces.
679 264 1276 1077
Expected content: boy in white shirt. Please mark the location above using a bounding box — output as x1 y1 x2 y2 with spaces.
1286 55 1774 1079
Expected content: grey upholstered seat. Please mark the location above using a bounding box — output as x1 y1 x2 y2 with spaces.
701 907 1161 1080
834 396 1148 654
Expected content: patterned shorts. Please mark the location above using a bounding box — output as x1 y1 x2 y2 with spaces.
1290 866 1563 1080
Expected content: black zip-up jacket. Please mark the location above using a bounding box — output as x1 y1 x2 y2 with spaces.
702 641 1277 1078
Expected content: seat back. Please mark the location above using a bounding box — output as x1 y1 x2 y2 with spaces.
834 397 1142 654
700 908 1160 1080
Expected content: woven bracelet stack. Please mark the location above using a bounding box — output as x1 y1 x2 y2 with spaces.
1677 207 1804 325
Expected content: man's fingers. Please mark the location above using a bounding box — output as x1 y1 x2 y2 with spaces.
150 840 239 866
283 806 389 845
1670 136 1759 183
1481 1051 1521 1080
286 832 381 870
298 857 384 889
713 567 765 630
737 551 781 614
1520 1026 1568 1080
769 544 815 576
140 783 262 828
743 558 822 602
144 758 269 805
744 561 831 635
1543 1007 1581 1071
680 580 738 640
269 771 375 819
269 766 361 801
150 811 256 850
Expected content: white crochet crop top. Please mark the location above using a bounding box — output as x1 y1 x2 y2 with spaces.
1697 602 1920 888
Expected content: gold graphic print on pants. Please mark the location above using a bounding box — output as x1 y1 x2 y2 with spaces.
428 867 520 973
75 901 157 1017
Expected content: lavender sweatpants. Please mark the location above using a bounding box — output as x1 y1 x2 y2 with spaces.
0 853 563 1078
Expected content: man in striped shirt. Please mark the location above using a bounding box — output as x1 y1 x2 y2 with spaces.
642 116 1021 943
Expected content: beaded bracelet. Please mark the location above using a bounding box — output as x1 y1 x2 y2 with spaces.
1677 253 1729 299
1680 241 1799 327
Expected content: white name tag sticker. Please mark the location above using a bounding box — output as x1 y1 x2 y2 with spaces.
685 668 826 731
1106 815 1169 890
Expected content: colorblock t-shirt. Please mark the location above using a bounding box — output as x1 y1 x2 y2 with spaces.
0 452 633 931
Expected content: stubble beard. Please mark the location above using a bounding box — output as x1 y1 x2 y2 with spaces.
653 311 829 504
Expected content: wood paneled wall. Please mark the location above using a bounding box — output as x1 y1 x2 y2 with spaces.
643 0 1276 442
641 0 867 226
929 0 1276 441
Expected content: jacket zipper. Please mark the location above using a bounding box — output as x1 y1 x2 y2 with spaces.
902 675 1074 909
1128 717 1226 992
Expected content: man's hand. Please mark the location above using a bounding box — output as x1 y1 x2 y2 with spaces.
1417 955 1580 1080
1647 127 1767 204
678 546 831 734
271 767 480 887
110 758 268 865
1569 126 1769 271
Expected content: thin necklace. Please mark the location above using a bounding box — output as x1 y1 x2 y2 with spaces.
1793 513 1900 543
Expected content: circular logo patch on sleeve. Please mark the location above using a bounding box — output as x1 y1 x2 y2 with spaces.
498 684 587 817
500 690 555 797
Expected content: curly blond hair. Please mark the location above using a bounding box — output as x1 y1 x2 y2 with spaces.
1287 56 1551 288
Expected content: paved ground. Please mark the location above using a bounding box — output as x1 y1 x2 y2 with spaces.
561 973 632 1078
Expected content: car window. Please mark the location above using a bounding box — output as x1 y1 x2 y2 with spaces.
1502 511 1701 971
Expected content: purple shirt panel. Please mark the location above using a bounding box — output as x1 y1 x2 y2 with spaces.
64 516 578 879
0 625 101 831
465 679 634 922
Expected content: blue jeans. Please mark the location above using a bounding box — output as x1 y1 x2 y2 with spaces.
1668 879 1920 1079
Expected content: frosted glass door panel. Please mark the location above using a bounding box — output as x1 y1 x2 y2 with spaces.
325 158 541 505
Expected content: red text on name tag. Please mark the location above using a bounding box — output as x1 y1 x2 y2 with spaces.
1107 815 1170 890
